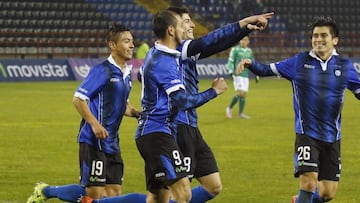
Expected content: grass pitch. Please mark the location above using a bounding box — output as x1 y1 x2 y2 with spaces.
0 78 359 202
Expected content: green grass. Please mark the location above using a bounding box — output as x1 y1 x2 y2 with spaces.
0 78 359 202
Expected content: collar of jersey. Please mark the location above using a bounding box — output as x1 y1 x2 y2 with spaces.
309 49 338 62
309 49 338 71
107 55 132 77
155 41 181 57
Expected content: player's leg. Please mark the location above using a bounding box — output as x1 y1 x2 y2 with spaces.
104 152 124 197
42 184 85 202
294 135 321 203
226 75 241 118
80 143 107 199
136 133 190 203
314 139 341 202
295 172 317 203
168 177 192 203
192 127 222 203
238 76 250 118
80 193 146 203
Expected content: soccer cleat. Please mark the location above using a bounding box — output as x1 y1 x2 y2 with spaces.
80 195 94 203
226 107 232 118
239 113 251 119
291 195 298 203
26 182 49 203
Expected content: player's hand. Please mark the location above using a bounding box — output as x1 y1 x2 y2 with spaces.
130 108 141 119
91 122 109 139
212 77 228 95
236 59 252 74
242 12 274 31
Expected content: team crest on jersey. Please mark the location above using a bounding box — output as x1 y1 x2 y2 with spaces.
334 70 341 76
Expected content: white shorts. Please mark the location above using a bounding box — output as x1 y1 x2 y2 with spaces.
232 75 249 92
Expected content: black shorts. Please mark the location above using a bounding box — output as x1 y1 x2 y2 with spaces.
136 132 188 192
177 124 219 179
79 142 124 187
294 134 341 181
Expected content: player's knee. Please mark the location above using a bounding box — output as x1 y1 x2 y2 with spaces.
202 182 222 196
320 192 336 202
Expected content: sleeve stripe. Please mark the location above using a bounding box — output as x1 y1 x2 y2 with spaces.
74 92 89 101
270 63 281 76
181 40 192 60
166 84 185 95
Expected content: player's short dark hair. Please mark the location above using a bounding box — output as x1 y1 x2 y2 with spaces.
310 16 339 38
152 10 179 39
167 6 191 18
107 23 130 43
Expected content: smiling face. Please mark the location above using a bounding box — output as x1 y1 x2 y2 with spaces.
174 14 185 46
109 31 134 62
311 26 338 60
180 13 195 40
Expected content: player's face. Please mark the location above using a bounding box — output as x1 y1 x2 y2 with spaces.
111 31 134 61
174 15 184 46
240 36 250 48
311 26 338 59
181 13 195 40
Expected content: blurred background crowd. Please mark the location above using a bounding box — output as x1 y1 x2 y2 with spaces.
1 0 359 62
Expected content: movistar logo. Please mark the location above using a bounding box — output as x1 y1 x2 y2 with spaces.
0 63 7 78
74 64 91 78
175 166 187 173
89 176 105 182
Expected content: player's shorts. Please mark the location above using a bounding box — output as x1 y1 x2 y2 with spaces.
136 132 188 192
176 124 219 180
294 134 341 181
232 75 249 92
79 142 124 187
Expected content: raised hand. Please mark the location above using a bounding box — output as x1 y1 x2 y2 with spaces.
240 12 274 31
212 77 228 95
236 59 252 75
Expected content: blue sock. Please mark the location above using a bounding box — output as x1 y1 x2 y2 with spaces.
312 188 325 203
42 184 85 203
94 193 146 203
189 186 215 203
296 190 314 203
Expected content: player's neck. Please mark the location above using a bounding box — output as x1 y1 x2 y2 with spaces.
157 38 177 50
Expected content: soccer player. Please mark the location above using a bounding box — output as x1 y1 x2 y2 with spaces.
237 16 360 203
135 10 228 203
26 23 141 203
166 7 272 203
82 8 273 203
226 35 254 119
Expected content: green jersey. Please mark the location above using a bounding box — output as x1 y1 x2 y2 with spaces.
227 46 254 77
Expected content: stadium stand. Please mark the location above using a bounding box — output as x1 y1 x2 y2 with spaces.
1 0 359 61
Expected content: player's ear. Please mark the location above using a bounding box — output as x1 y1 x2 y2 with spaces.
108 41 116 49
168 25 175 37
332 37 339 46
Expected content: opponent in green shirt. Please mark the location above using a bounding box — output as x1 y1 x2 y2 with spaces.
226 36 256 119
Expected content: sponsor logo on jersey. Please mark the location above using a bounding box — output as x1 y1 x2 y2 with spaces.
110 78 120 82
304 64 315 69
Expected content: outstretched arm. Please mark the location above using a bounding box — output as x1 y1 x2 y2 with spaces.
237 59 276 77
185 12 274 59
170 77 228 110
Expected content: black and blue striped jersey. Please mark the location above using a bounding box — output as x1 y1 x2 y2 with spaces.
249 50 360 142
74 56 132 154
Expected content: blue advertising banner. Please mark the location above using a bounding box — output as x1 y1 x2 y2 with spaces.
67 58 144 81
0 59 75 82
1 58 360 82
68 58 103 80
196 58 230 78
